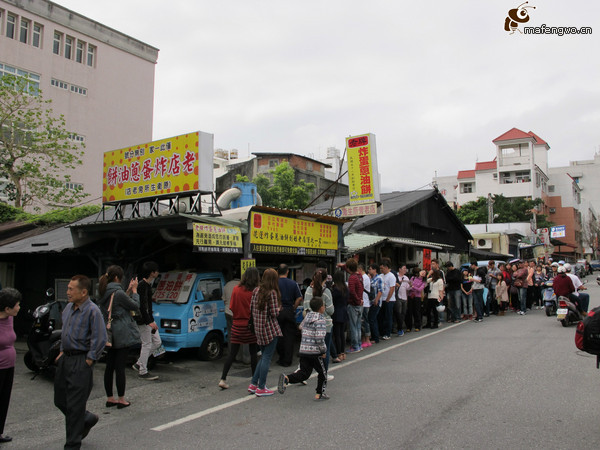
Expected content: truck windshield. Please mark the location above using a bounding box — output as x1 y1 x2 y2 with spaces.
196 279 222 301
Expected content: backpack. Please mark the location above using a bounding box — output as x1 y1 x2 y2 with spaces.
575 306 600 355
364 282 376 302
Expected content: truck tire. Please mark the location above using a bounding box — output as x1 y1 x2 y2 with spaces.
198 333 223 361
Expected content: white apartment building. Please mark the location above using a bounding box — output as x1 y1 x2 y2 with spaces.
435 127 550 207
0 0 158 208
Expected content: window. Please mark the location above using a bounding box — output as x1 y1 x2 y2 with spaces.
87 45 96 67
549 208 556 214
70 84 87 95
19 18 29 44
6 13 16 39
306 161 313 171
51 78 68 90
548 185 555 193
460 182 473 194
0 63 39 95
65 182 83 190
269 159 279 168
53 31 62 55
68 134 85 143
76 41 84 63
64 36 73 59
32 23 41 48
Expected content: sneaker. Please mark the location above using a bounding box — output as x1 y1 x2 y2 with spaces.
415 328 420 332
248 384 257 394
314 393 330 401
218 379 229 389
139 372 159 380
327 374 334 381
347 347 359 353
132 363 140 372
382 335 391 340
278 373 288 394
301 380 308 385
397 330 405 337
477 318 483 322
255 388 274 397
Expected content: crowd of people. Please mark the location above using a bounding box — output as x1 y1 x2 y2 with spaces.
218 256 592 401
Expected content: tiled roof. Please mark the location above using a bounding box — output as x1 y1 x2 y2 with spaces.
492 127 533 142
527 131 548 146
492 128 548 146
475 160 497 171
457 170 476 179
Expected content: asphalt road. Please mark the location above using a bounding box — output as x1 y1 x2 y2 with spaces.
7 275 600 449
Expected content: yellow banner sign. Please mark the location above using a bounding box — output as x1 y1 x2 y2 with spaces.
241 259 256 275
346 133 379 205
103 131 212 204
193 223 242 253
249 211 338 256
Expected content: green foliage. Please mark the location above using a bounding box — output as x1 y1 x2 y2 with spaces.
0 74 87 209
0 202 24 222
24 205 102 226
235 174 250 182
252 161 316 210
0 203 101 225
456 194 554 227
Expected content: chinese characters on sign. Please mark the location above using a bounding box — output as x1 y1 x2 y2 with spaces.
334 202 378 218
193 223 242 253
423 249 432 271
345 133 380 206
241 259 256 275
153 272 195 303
550 225 566 238
102 131 214 204
249 212 338 257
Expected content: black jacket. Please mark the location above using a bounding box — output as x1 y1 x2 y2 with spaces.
137 279 154 325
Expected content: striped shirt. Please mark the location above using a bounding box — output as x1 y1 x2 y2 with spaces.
60 298 107 361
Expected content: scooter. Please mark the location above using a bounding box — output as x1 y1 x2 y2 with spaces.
556 296 583 327
542 280 557 317
596 275 600 286
24 288 63 378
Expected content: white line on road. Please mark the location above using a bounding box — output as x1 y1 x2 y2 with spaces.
151 322 465 432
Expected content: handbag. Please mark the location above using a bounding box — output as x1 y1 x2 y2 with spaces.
105 293 115 348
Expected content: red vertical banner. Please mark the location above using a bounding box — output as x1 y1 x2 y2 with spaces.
423 249 432 271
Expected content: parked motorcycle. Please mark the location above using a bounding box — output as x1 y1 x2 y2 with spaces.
542 280 557 316
556 296 583 327
24 288 63 378
596 274 600 286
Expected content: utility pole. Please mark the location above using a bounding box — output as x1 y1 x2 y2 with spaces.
487 193 494 223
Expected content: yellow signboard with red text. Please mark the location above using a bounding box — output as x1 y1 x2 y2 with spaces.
102 131 214 204
345 133 380 205
249 211 338 257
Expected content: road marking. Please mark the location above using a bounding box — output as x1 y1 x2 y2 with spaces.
151 322 465 431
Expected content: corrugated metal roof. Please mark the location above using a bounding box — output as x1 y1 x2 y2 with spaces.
344 233 449 253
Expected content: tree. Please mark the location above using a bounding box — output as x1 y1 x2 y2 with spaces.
0 74 86 210
456 194 553 228
581 213 600 257
252 161 316 210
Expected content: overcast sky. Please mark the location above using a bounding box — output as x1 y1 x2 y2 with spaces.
55 0 600 193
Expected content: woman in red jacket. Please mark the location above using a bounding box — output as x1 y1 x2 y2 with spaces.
219 267 260 389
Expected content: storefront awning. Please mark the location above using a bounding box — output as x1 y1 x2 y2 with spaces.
344 233 450 254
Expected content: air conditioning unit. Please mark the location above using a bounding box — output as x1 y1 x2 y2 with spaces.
476 238 493 249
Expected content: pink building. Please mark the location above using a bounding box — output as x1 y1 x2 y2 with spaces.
0 0 158 208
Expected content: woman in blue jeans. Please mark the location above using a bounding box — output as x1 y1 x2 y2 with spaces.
248 269 282 397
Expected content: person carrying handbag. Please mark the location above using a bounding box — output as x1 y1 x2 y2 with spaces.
98 265 141 409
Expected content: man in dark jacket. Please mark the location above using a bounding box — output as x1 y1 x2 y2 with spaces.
276 264 302 367
133 261 161 380
445 262 462 322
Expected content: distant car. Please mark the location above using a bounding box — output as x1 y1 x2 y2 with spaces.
590 260 600 271
460 260 507 273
